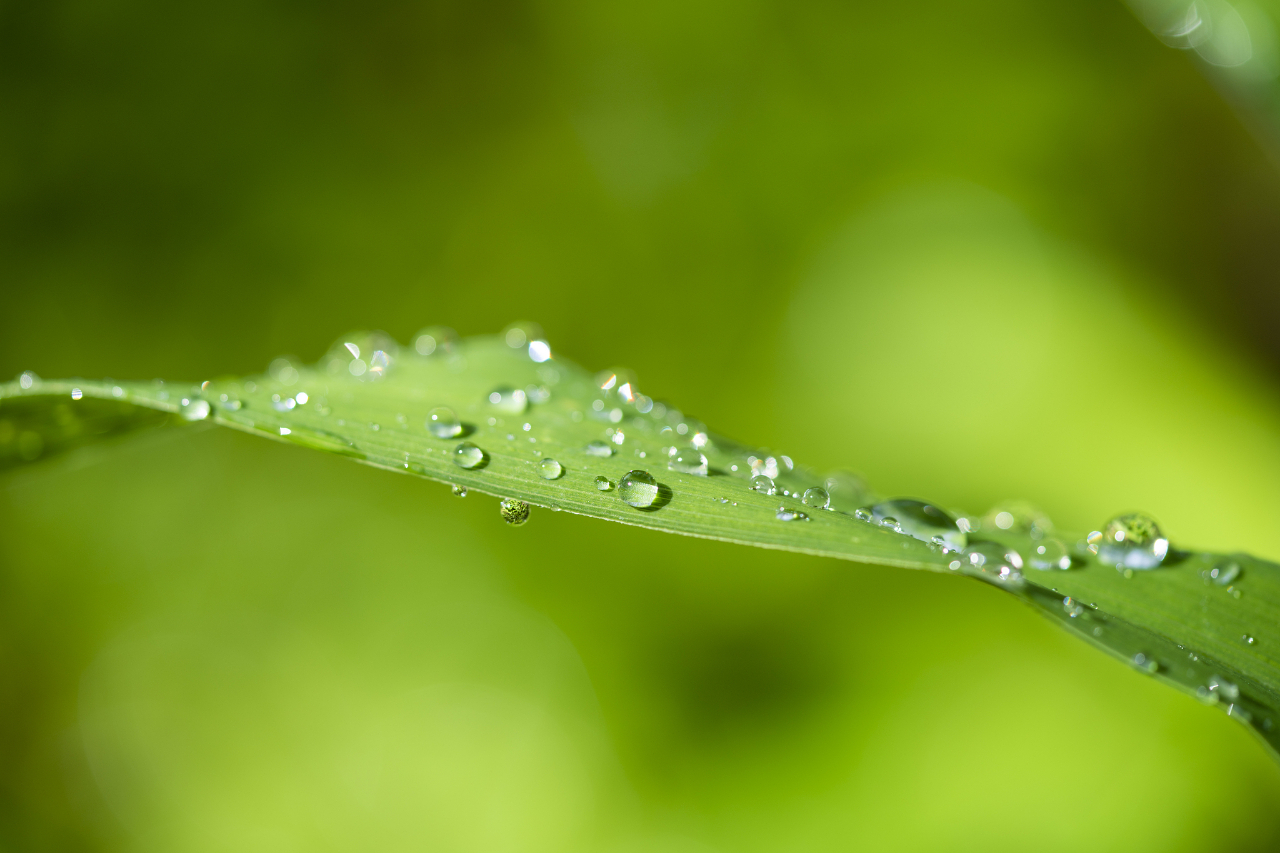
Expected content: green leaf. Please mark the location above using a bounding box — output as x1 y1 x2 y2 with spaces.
4 333 1278 758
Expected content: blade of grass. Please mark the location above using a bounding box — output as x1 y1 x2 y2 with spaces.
3 333 1278 757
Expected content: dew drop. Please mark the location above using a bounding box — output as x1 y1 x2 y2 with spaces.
668 446 708 476
1244 634 1256 645
452 484 468 498
1062 596 1085 618
776 505 809 522
488 386 528 414
585 440 613 458
17 371 38 390
70 388 83 400
963 541 1025 588
1206 559 1242 586
801 487 830 510
453 442 485 469
1029 538 1072 571
594 475 614 491
618 470 659 508
749 475 777 496
1097 512 1169 569
869 499 966 551
500 498 530 526
180 398 210 421
854 508 873 522
539 458 563 480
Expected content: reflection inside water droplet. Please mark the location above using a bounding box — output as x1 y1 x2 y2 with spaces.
453 442 485 469
1098 512 1168 569
500 498 530 526
452 484 468 497
539 458 563 479
801 487 829 510
618 470 659 508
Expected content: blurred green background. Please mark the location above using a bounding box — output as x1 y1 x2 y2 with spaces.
4 0 1280 849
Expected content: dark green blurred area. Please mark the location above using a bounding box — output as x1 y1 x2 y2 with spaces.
4 1 1280 850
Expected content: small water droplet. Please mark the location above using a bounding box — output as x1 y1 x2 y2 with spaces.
488 386 528 414
1205 559 1242 586
426 407 462 438
180 398 210 421
776 505 809 522
801 487 829 510
963 541 1025 588
539 458 563 479
749 475 777 496
869 499 966 551
17 371 38 390
668 446 708 476
452 484 468 497
594 475 614 491
1132 653 1158 674
1029 538 1072 571
585 440 613 458
500 498 530 526
1062 596 1085 618
618 470 659 508
528 340 552 362
70 388 83 400
1097 512 1169 569
453 442 485 469
1208 675 1239 701
854 508 873 522
1244 634 1256 645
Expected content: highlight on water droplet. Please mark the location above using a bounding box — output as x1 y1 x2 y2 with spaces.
426 407 462 438
594 475 614 491
453 442 485 469
668 445 708 476
528 340 552 362
1029 538 1072 570
500 498 530 526
749 475 777 496
618 470 659 508
539 458 563 480
801 487 829 510
1098 512 1169 569
180 398 211 421
452 484 468 497
584 440 613 458
869 499 966 551
488 386 528 414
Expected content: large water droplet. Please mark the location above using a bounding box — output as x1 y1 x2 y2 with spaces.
618 470 659 508
539 458 563 479
802 487 829 510
180 398 210 421
594 475 614 491
868 499 966 551
668 446 708 476
585 440 613 458
500 498 530 526
488 386 528 414
963 541 1025 588
1098 512 1169 569
426 407 462 438
1029 538 1072 570
453 442 485 469
749 475 777 496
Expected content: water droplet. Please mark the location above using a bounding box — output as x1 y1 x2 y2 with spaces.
1244 634 1256 645
70 388 83 400
1029 538 1072 570
539 458 563 479
776 505 809 522
802 487 830 510
1062 596 1085 617
1132 653 1158 674
218 394 242 411
17 371 38 390
585 440 613 458
749 475 777 496
994 511 1014 529
270 395 296 412
747 455 781 479
528 340 552 362
854 508 873 522
1097 512 1169 569
453 442 485 469
180 398 210 421
1206 558 1242 586
325 331 399 381
610 430 625 445
503 321 543 349
869 499 967 551
295 391 309 405
879 517 902 533
668 446 708 476
268 357 300 385
1208 675 1240 701
618 470 659 508
488 386 528 414
963 541 1025 587
500 498 530 526
413 325 458 356
452 484 468 497
594 475 614 491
